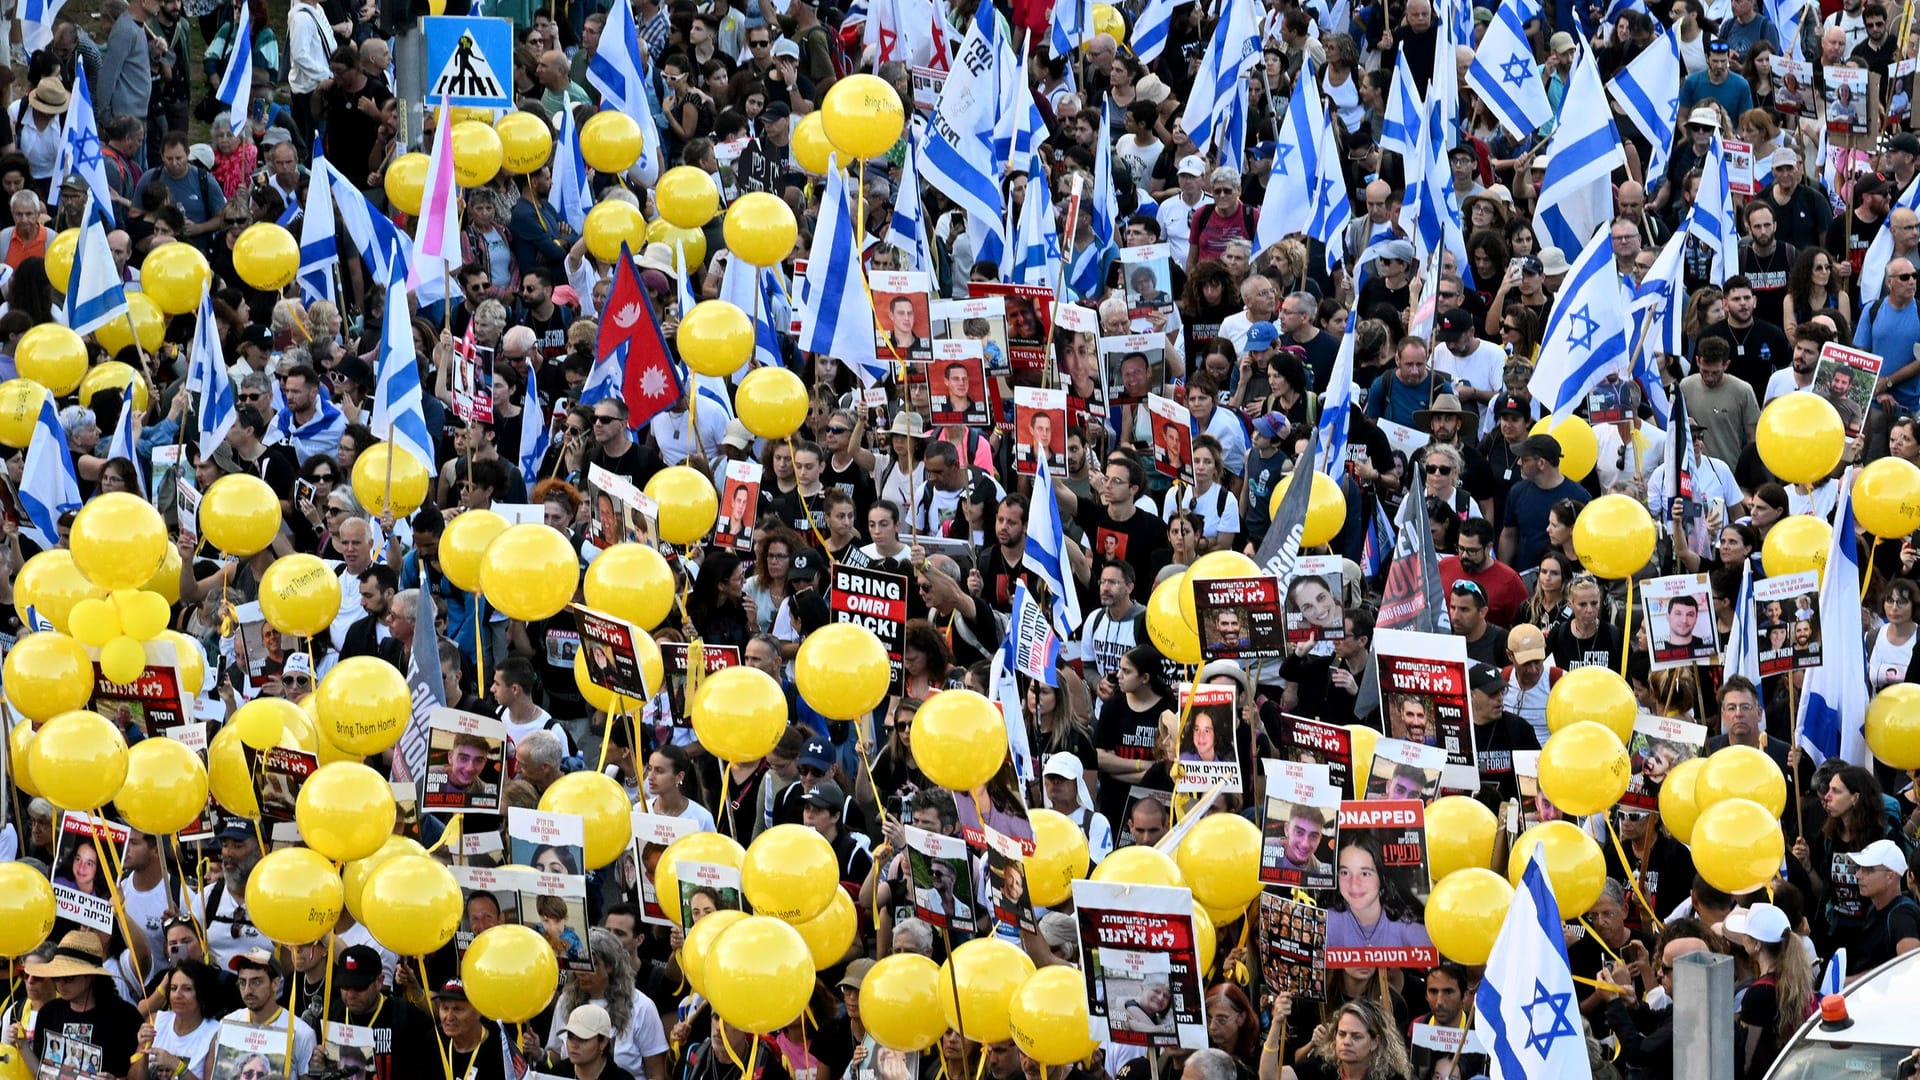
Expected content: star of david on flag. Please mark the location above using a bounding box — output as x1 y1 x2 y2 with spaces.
1474 848 1594 1080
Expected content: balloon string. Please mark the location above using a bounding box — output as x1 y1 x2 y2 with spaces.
1863 536 1880 601
1618 576 1634 679
1572 973 1638 1003
1169 670 1199 824
858 745 885 930
473 594 485 715
319 931 337 1050
1577 915 1627 970
1602 815 1664 931
282 982 296 1078
172 833 212 959
87 820 145 988
425 814 464 855
718 760 733 836
419 955 455 1080
785 437 834 558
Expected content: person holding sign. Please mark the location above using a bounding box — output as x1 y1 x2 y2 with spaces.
1324 833 1432 955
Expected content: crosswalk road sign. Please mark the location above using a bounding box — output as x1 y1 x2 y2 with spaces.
424 16 513 108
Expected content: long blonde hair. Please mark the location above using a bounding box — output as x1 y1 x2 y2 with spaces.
1307 999 1414 1079
1759 933 1816 1045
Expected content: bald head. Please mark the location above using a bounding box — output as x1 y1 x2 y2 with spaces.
1889 257 1918 301
502 325 539 357
539 49 570 89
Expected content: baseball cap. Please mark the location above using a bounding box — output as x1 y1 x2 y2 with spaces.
1519 433 1563 463
837 958 876 989
788 548 825 582
1687 107 1721 129
1515 255 1544 276
1043 752 1085 779
1549 31 1577 53
434 979 469 1002
1852 838 1910 874
282 651 314 678
1468 662 1506 697
798 738 834 773
1435 309 1474 343
1856 175 1894 198
215 818 256 843
1472 5 1493 22
721 418 753 450
561 1004 616 1040
1507 624 1548 664
1447 144 1476 161
801 779 847 812
1252 411 1291 440
188 143 215 171
1494 392 1530 418
1376 238 1417 263
1176 155 1207 177
1726 903 1790 944
762 102 792 124
228 949 280 978
1892 132 1920 156
771 38 801 58
335 945 384 990
1246 321 1280 352
1772 146 1799 167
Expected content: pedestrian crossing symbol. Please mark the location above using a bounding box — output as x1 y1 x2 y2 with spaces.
423 16 513 107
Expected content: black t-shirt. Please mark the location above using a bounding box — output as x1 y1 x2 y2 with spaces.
1075 502 1168 589
1695 320 1790 395
1094 693 1171 825
1739 242 1797 327
588 441 663 494
320 78 394 189
33 994 144 1078
1846 895 1920 974
1470 710 1541 807
1545 621 1623 672
339 995 439 1080
819 457 875 532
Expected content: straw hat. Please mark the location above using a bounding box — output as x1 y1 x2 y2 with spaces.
25 931 109 978
28 78 68 116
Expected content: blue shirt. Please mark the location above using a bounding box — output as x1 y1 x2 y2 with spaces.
1364 370 1456 429
1679 71 1755 119
1502 477 1590 572
1856 294 1920 411
1721 14 1781 61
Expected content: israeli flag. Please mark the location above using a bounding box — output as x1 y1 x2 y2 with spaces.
886 122 931 269
214 0 252 137
1180 0 1260 156
1475 849 1594 1080
1797 470 1869 766
54 66 114 223
323 158 409 284
1317 313 1357 472
21 0 65 54
552 105 592 235
1822 950 1847 996
799 156 886 385
989 613 1038 784
1721 561 1762 686
1533 40 1625 257
1403 88 1471 286
1683 134 1739 285
922 4 1009 269
106 389 141 493
65 209 129 337
1631 232 1687 372
518 369 550 489
298 153 339 305
1465 0 1553 140
18 397 81 551
1132 0 1177 62
1010 152 1063 290
1008 581 1062 688
1607 28 1681 196
995 27 1049 171
185 290 237 460
1380 48 1424 164
1526 224 1632 420
1049 0 1091 64
1091 103 1119 251
1862 172 1920 304
589 0 664 182
370 243 438 477
1022 455 1083 641
1257 59 1342 258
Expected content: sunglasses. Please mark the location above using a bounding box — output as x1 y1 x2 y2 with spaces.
311 472 336 481
1450 580 1485 598
1425 464 1454 475
593 415 621 424
1896 273 1918 281
826 425 851 434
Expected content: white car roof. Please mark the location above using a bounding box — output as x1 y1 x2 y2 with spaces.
1797 951 1920 1046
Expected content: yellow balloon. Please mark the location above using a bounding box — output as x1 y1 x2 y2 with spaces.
791 888 856 969
233 696 318 751
1693 744 1787 817
360 854 463 955
937 939 1036 1044
44 229 76 293
1537 721 1630 817
462 924 560 1022
9 722 36 797
911 689 1007 791
723 192 799 267
1757 392 1844 484
200 474 284 556
585 200 647 264
1193 904 1218 976
1508 820 1607 918
115 737 209 836
1267 470 1347 547
68 597 121 648
0 379 47 448
1657 758 1705 844
1174 812 1262 912
0 863 56 956
1425 795 1499 881
736 367 808 439
1868 683 1920 769
496 111 554 173
691 665 789 761
451 120 504 187
860 954 946 1051
233 223 299 291
15 324 88 395
143 543 183 606
295 762 397 863
538 771 633 869
1089 844 1185 889
100 634 148 684
1146 575 1201 665
16 551 105 635
1093 3 1127 41
574 648 622 714
1544 665 1637 742
94 292 163 357
795 623 891 721
2 632 96 721
258 554 343 637
792 112 836 176
704 916 816 1034
342 836 428 923
1026 809 1090 907
439 509 510 594
384 152 430 215
1426 868 1514 965
581 111 644 173
1571 494 1656 580
1348 724 1379 796
207 723 259 817
1691 798 1785 895
141 242 212 315
1178 549 1262 633
479 524 581 621
28 710 128 810
643 466 719 545
1530 415 1599 482
112 589 170 640
584 543 675 631
681 909 748 997
741 823 841 923
656 831 746 926
657 165 721 228
159 630 206 694
245 847 343 945
1855 456 1920 537
78 360 152 414
351 442 432 517
678 300 754 377
1009 967 1100 1066
821 73 906 159
1762 516 1830 581
647 219 707 266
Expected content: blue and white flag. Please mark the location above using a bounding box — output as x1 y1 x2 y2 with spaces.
1050 0 1092 64
1218 79 1249 175
753 267 788 370
323 158 409 284
1822 949 1847 997
1798 469 1869 766
370 243 438 478
1465 0 1552 139
392 563 448 786
1380 47 1424 163
1402 87 1471 285
1180 0 1260 156
1527 224 1632 420
552 105 592 235
800 156 886 385
1361 498 1396 578
1317 314 1357 472
1476 849 1593 1080
1022 455 1083 641
21 0 65 55
588 0 665 182
1132 0 1177 63
106 388 144 493
18 397 81 552
995 31 1049 175
184 291 236 460
1631 232 1687 377
1008 581 1063 687
298 153 339 305
1721 561 1761 685
66 209 129 337
1863 172 1920 304
989 618 1038 784
1010 153 1063 290
1608 28 1681 196
53 66 114 223
214 0 253 137
1091 103 1118 250
1533 41 1625 256
886 122 931 269
1683 134 1739 286
923 4 1010 269
1258 59 1349 262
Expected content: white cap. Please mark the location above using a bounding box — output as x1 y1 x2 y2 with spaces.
1176 155 1207 177
1852 838 1910 875
1726 903 1790 944
1687 107 1722 129
282 652 314 678
1043 752 1085 779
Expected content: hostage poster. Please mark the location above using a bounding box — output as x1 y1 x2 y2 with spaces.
1372 628 1477 792
52 813 128 932
574 605 657 702
1258 893 1327 1000
1621 715 1707 810
1259 757 1338 889
1325 800 1435 968
1194 575 1284 662
1753 570 1821 676
1175 683 1239 793
830 563 907 695
1276 714 1355 799
92 638 190 735
1071 880 1208 1049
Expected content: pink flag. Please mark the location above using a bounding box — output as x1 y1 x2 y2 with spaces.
409 97 461 288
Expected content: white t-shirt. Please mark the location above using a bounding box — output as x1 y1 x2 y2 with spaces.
544 997 670 1075
646 796 716 833
151 1012 220 1079
1763 367 1816 403
1434 339 1507 436
647 406 730 466
120 871 172 971
189 880 270 971
1157 193 1210 266
1162 482 1243 540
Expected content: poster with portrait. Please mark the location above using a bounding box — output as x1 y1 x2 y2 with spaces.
1121 243 1175 321
1586 375 1634 426
1815 343 1881 438
1372 628 1477 792
872 271 934 363
677 860 744 931
573 605 655 702
450 864 521 962
245 745 316 822
1259 758 1338 889
830 563 908 697
508 807 585 877
211 1021 288 1080
1621 715 1707 811
1754 570 1822 676
906 825 978 934
1258 893 1328 1001
1722 138 1757 196
1362 738 1448 803
1146 394 1192 482
1774 55 1812 114
1014 386 1068 477
715 459 762 554
924 342 991 426
1325 800 1434 968
1173 682 1239 793
982 827 1038 932
658 643 739 723
931 296 1010 374
317 1022 378 1080
586 464 660 549
1100 334 1166 409
517 865 591 973
52 813 128 931
450 331 494 424
1053 301 1104 417
1827 64 1869 132
970 282 1051 376
954 755 1036 851
630 811 699 927
1512 750 1548 826
92 638 190 735
1072 880 1208 1049
1643 573 1720 670
1195 575 1284 661
38 1033 102 1080
424 707 506 812
166 724 216 843
1893 58 1917 125
1277 714 1356 798
1282 555 1347 649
